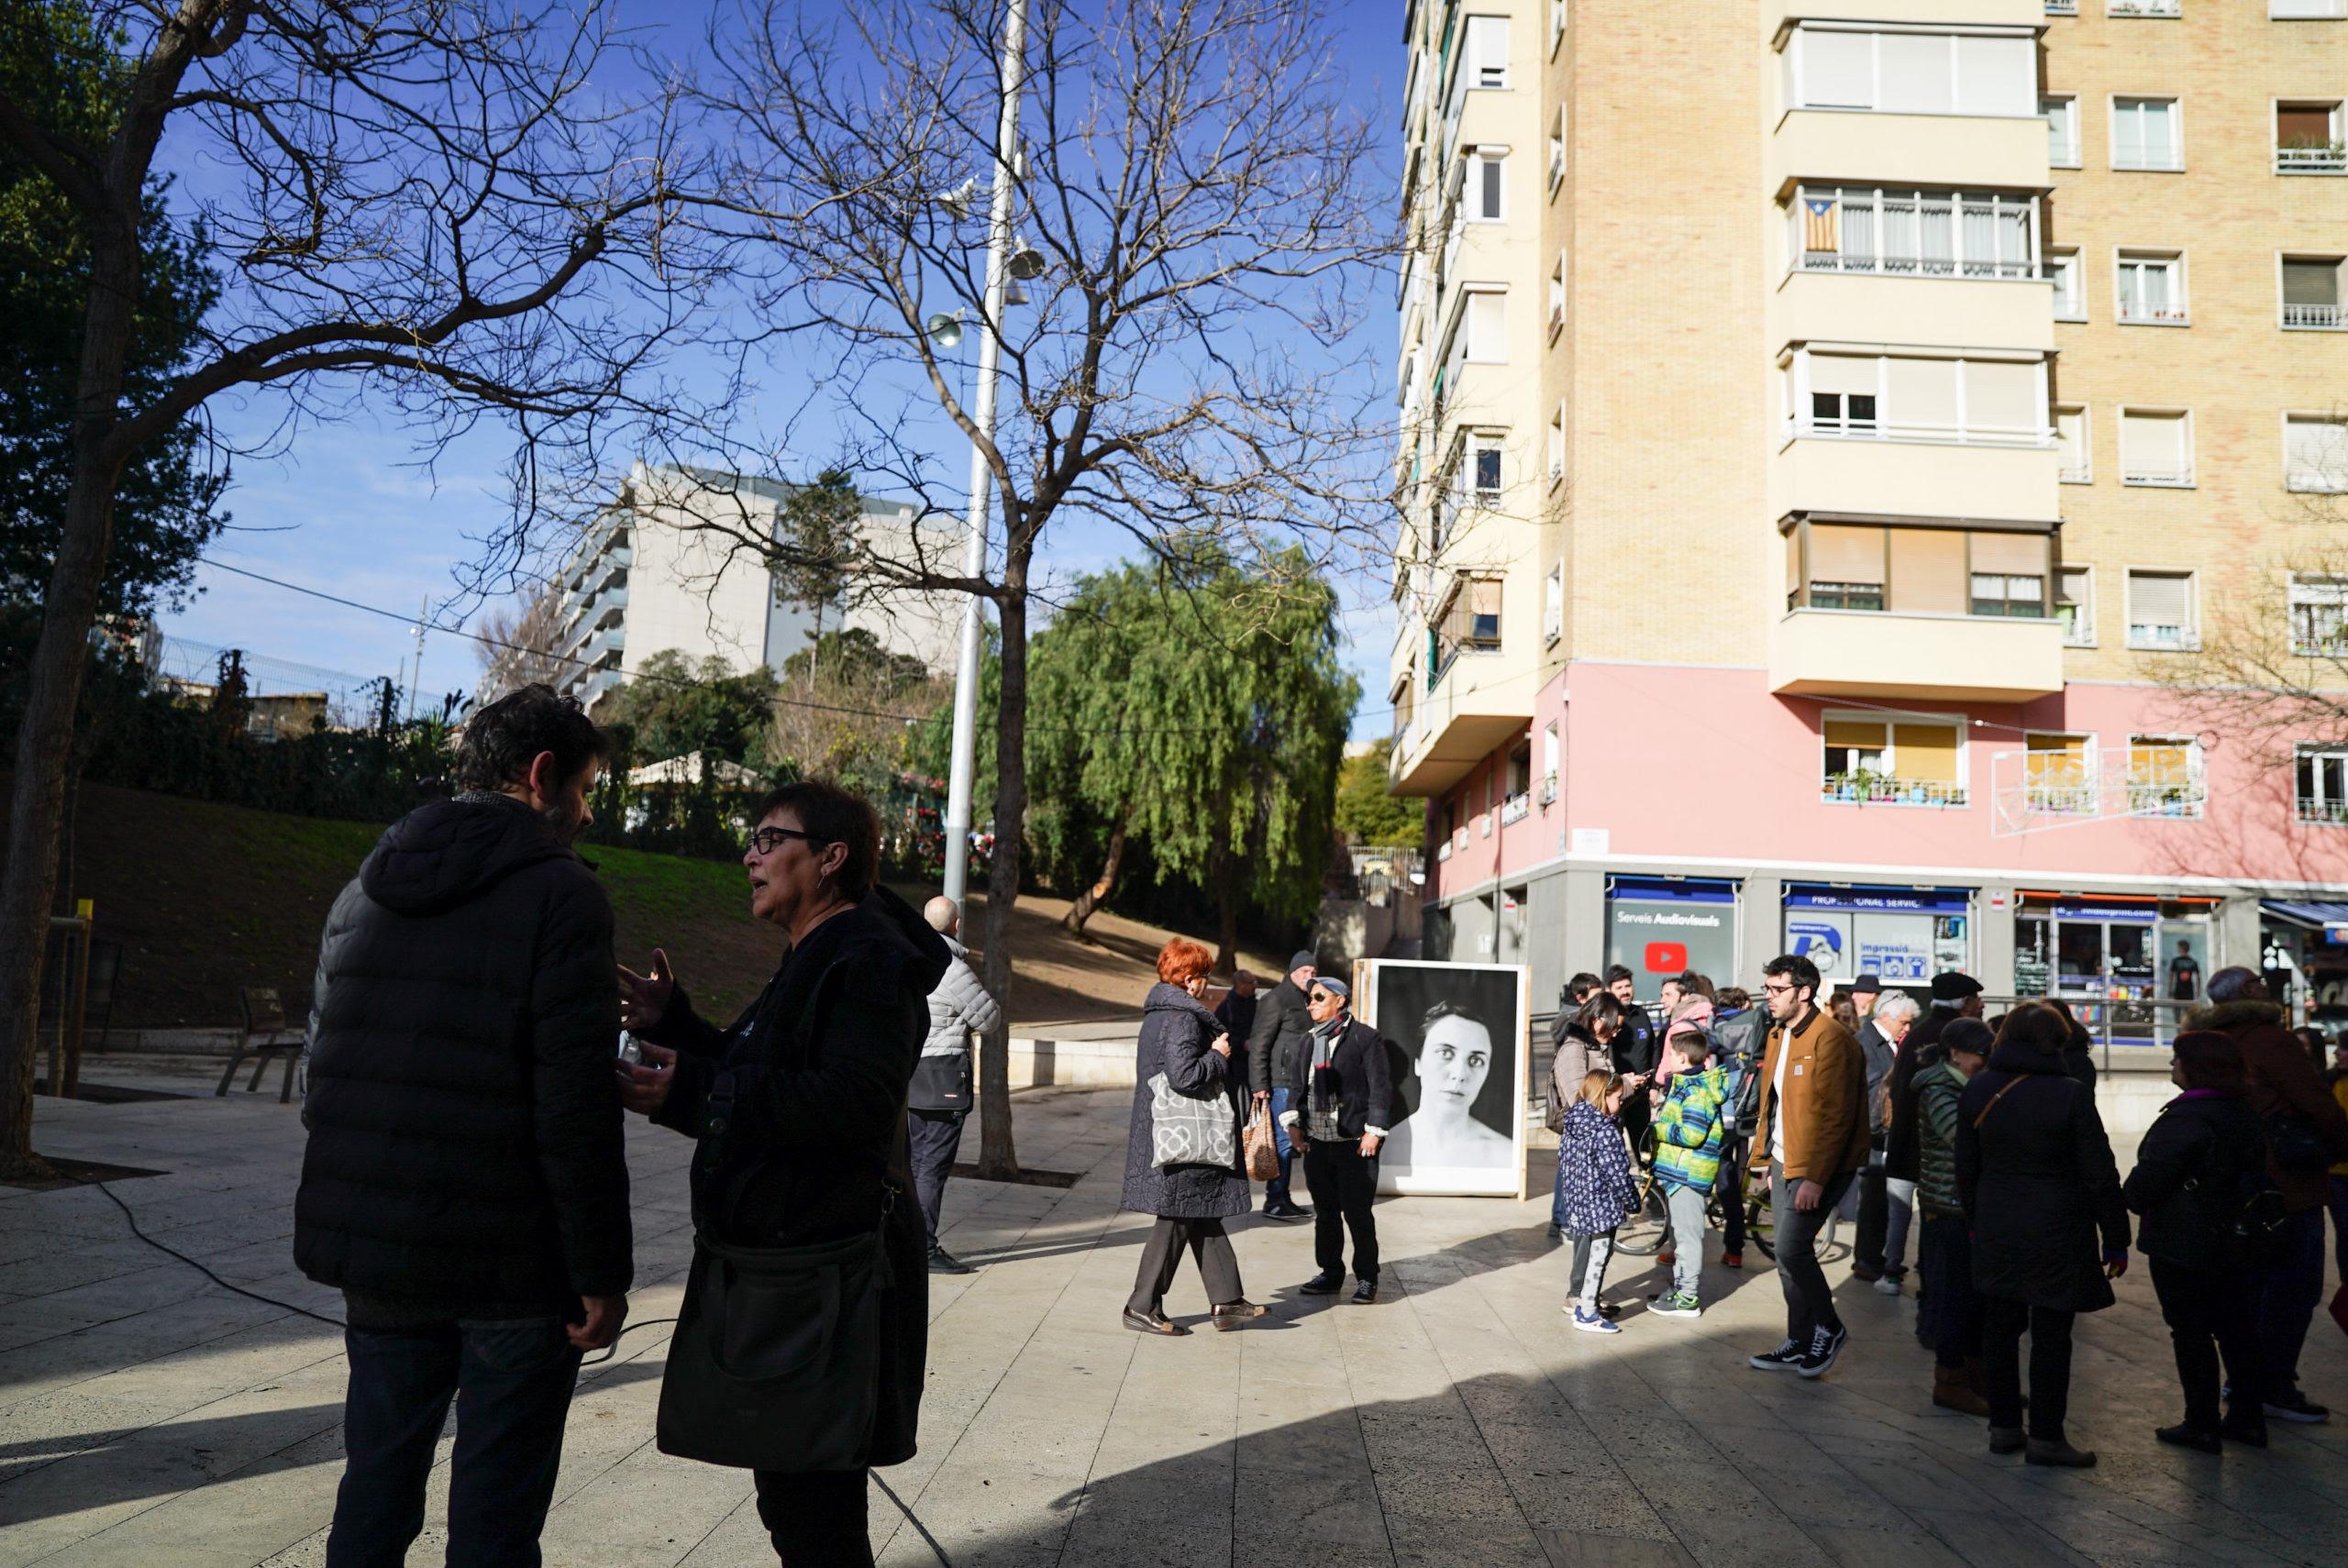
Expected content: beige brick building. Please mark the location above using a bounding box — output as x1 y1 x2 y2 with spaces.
1389 0 2348 1046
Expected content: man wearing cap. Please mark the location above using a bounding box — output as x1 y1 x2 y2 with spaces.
1247 951 1321 1220
1284 977 1393 1304
1886 972 1985 1339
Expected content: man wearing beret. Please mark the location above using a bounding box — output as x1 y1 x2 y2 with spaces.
1285 977 1393 1304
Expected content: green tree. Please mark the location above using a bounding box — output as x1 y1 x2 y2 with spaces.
1028 548 1357 967
770 469 862 687
0 1 227 619
601 651 782 769
1334 739 1423 846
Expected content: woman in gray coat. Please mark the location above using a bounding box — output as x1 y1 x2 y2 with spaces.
1123 938 1263 1335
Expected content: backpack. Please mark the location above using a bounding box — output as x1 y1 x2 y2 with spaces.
2264 1107 2331 1177
2220 1114 2294 1267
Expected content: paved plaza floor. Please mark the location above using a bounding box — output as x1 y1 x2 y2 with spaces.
1 1058 2342 1568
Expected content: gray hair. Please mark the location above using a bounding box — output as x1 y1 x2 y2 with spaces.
1874 992 1922 1028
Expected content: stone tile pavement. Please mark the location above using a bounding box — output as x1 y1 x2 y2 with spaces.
1 1057 2342 1567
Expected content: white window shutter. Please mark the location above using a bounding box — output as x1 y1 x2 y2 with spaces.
1802 31 1873 109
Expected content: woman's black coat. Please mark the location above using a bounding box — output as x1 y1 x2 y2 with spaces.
638 886 950 1469
1122 983 1252 1220
1956 1037 2131 1314
2123 1091 2265 1272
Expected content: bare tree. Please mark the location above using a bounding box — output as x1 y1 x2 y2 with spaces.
0 0 727 1175
655 0 1396 1176
472 585 571 700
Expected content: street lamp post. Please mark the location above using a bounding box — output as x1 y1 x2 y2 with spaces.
940 0 1028 907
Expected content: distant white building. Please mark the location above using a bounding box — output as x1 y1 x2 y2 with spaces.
552 461 963 710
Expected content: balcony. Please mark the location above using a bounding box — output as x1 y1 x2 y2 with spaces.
2108 0 2179 15
1500 792 1531 826
1777 269 2054 354
1389 671 1538 797
2286 303 2344 330
1772 607 2066 701
1776 433 2057 523
1538 772 1558 805
2277 146 2346 174
1771 112 2048 202
1777 0 2045 23
2299 797 2348 826
2045 0 2076 11
1822 774 1968 809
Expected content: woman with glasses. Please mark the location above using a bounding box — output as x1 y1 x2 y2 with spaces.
614 781 951 1566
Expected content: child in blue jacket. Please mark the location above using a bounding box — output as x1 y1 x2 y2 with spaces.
1556 1069 1640 1334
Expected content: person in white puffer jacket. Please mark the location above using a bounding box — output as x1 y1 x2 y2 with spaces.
909 896 1004 1274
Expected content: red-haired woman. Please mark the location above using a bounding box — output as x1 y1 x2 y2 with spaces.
1121 937 1263 1334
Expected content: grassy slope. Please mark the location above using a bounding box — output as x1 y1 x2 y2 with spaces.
22 781 1288 1030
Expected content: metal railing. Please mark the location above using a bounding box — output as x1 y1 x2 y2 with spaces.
1822 775 1968 808
2276 146 2347 174
1977 996 2198 1072
2109 0 2180 16
2298 796 2348 825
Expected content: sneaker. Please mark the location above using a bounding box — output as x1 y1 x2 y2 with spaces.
1872 1275 1902 1297
1262 1201 1313 1221
1720 1251 1743 1269
1571 1308 1622 1335
1649 1292 1702 1320
926 1245 976 1275
1657 1250 1676 1265
1796 1324 1849 1379
1749 1338 1804 1372
2264 1394 2331 1423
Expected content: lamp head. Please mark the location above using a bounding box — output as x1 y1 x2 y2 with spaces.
925 312 965 349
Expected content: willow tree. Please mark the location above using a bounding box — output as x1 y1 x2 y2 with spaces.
1030 548 1356 966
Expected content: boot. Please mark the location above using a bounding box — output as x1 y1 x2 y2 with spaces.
2025 1437 2097 1468
1966 1357 2025 1410
1933 1364 1991 1418
1988 1425 2025 1455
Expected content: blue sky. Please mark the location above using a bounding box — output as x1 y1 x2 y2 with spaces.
156 1 1409 734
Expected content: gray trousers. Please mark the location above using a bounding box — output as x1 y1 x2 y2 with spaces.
907 1109 965 1246
1771 1161 1855 1344
1665 1184 1708 1300
1127 1217 1242 1315
1577 1231 1615 1302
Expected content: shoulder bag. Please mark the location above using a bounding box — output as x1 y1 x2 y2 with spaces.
1150 1070 1238 1169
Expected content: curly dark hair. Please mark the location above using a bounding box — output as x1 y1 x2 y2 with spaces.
455 683 611 794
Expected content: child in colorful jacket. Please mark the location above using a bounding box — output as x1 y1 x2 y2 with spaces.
1557 1070 1640 1334
1650 1027 1729 1318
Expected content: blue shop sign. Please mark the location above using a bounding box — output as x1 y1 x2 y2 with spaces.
1784 883 1970 915
1607 876 1738 905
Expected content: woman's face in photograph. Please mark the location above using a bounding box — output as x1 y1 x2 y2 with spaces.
1416 1013 1491 1121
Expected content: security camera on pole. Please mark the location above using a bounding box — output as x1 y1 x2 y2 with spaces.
938 0 1031 907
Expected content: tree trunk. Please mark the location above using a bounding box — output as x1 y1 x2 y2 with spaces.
0 219 140 1176
1061 806 1127 939
975 586 1028 1180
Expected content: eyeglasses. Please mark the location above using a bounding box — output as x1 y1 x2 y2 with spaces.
744 826 829 856
1761 981 1796 996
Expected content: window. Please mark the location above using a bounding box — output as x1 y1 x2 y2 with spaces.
2127 735 2201 818
2297 745 2348 826
1431 575 1503 679
1543 562 1564 644
2273 0 2346 15
2125 569 2197 648
1821 716 1966 806
2110 96 2182 171
2055 405 2090 482
2047 0 2077 11
2045 249 2083 318
1789 350 2047 446
1784 27 2037 117
1548 252 1566 335
1548 105 1566 189
2045 94 2080 166
2116 249 2187 323
1471 436 1503 496
1542 722 1560 802
2120 408 2193 485
2287 415 2348 491
1468 149 1505 221
1971 569 2047 617
2277 102 2345 173
1785 520 2051 617
1551 0 1567 50
1461 288 1507 363
1546 402 1565 482
1788 186 2039 280
1390 671 1416 745
2283 256 2344 328
1468 15 1510 90
1808 356 1879 434
2025 734 2096 814
2056 565 2095 645
2290 574 2348 652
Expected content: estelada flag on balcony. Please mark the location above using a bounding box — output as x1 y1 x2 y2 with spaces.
1803 197 1838 254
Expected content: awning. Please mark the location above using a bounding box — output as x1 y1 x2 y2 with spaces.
2261 900 2348 941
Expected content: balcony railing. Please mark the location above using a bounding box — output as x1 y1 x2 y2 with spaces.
1822 774 1968 809
1538 772 1558 805
2126 781 2202 819
1790 415 2052 449
2045 0 2076 12
2276 146 2347 174
2299 797 2348 825
2121 463 2193 487
1500 792 1531 826
2109 0 2180 16
1796 253 2037 282
2117 301 2188 325
2024 782 2099 815
2059 461 2091 482
2285 302 2344 329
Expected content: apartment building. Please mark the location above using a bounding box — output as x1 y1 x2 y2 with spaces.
1389 0 2348 1026
548 461 962 712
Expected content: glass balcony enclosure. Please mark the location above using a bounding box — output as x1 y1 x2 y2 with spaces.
1782 348 2052 447
1785 184 2042 280
1782 516 2054 620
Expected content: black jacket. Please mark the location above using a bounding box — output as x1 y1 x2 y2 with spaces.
1886 1005 1960 1181
1282 1014 1395 1142
1123 985 1253 1220
2124 1090 2265 1272
1956 1038 2131 1313
639 887 949 1469
1214 989 1257 1091
1248 976 1315 1097
1610 1004 1657 1079
295 793 630 1313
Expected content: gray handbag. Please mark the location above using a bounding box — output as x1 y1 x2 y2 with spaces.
1149 1071 1237 1168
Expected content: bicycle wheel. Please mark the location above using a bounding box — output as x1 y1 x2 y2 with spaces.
1613 1137 1670 1256
1745 1193 1777 1261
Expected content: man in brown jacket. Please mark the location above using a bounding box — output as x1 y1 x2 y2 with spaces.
1747 952 1870 1379
2188 967 2348 1424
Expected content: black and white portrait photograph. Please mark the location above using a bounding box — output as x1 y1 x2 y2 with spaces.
1358 960 1530 1198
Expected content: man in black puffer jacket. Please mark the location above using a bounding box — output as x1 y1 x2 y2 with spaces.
295 683 630 1568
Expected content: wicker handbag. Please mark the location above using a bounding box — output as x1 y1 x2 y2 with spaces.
1241 1099 1280 1181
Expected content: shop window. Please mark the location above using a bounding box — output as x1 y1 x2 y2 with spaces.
1822 715 1966 806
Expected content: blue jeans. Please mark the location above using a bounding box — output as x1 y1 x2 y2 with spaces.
327 1316 582 1568
2252 1206 2327 1406
1267 1087 1299 1207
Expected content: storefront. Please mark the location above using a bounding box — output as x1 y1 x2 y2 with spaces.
1604 877 1739 988
1780 884 1972 990
2014 892 2216 1044
2257 900 2348 1026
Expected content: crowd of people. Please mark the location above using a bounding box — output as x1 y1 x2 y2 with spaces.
282 683 2348 1566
